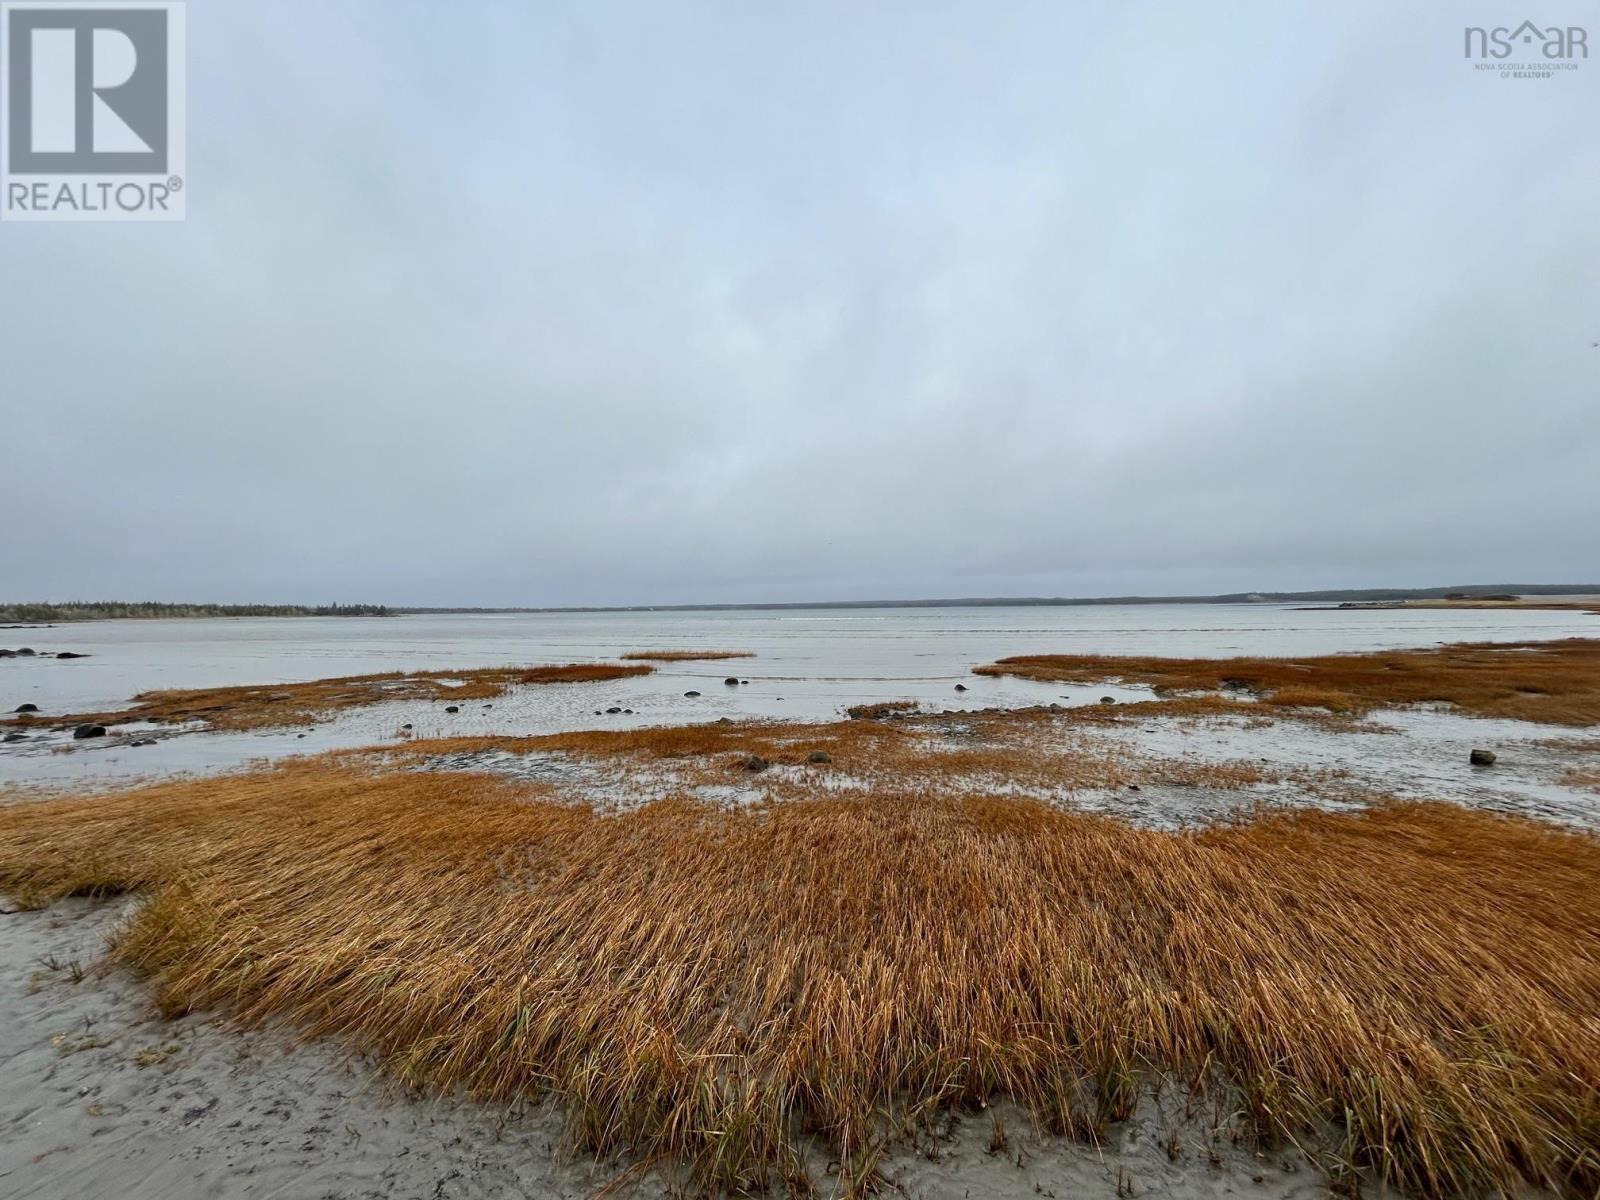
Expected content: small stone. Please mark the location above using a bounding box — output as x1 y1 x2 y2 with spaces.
807 750 832 764
444 705 460 714
1470 748 1496 766
954 683 968 692
55 652 87 659
724 677 739 686
684 690 701 697
1100 696 1116 705
73 723 107 739
17 648 36 656
401 723 413 731
3 732 26 743
716 717 733 725
741 753 770 772
14 703 38 713
606 706 622 714
1127 783 1141 792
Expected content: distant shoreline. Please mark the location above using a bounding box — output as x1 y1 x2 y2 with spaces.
6 586 1600 621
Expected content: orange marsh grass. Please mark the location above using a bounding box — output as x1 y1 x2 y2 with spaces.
0 662 653 734
2 764 1598 1197
976 638 1600 725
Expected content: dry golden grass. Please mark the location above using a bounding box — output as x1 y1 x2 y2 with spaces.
3 761 1598 1198
977 639 1600 725
0 663 652 734
620 650 755 662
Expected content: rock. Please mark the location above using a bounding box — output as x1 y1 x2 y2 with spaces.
724 677 739 686
684 690 701 697
296 733 306 739
14 703 38 713
444 705 460 714
0 650 14 657
623 709 634 714
17 648 35 656
3 732 26 743
954 683 967 692
1100 696 1116 705
716 717 733 725
606 706 622 714
1126 783 1141 792
807 750 832 764
1470 748 1497 767
741 753 770 772
740 680 749 685
401 723 413 731
55 652 88 659
73 723 107 739
130 739 157 747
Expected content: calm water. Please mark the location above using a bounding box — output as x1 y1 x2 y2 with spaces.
3 604 1596 786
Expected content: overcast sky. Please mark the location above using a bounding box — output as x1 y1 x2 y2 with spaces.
3 1 1597 606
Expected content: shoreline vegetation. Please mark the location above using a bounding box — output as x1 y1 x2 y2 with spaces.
975 638 1600 726
4 640 1599 1195
0 602 392 622
2 723 1597 1197
2 663 652 734
5 585 1598 622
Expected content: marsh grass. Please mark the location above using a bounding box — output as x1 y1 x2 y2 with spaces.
2 759 1597 1198
976 638 1600 725
0 663 653 734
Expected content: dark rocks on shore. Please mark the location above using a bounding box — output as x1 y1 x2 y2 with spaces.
17 648 36 656
684 690 701 697
444 705 460 714
0 650 14 658
807 750 832 764
605 706 622 714
724 677 739 686
130 738 158 747
3 732 26 743
401 723 413 731
716 717 733 725
954 683 967 692
14 703 38 713
1100 696 1116 705
55 652 88 659
1470 748 1497 766
740 680 749 685
742 753 770 772
73 723 108 739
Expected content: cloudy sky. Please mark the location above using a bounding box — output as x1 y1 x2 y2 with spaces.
3 1 1597 606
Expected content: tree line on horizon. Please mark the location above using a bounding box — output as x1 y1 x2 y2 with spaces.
0 601 392 622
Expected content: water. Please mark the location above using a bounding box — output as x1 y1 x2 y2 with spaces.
3 603 1596 788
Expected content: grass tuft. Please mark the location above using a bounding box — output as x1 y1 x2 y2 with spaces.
2 762 1597 1197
